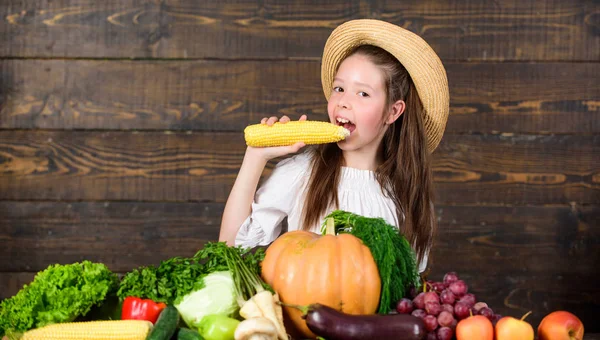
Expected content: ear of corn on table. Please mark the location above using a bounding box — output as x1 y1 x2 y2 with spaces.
20 320 153 340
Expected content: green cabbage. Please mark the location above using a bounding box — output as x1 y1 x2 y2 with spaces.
174 271 238 329
0 261 118 337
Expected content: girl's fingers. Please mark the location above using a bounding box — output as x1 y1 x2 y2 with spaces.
260 115 304 125
266 116 278 126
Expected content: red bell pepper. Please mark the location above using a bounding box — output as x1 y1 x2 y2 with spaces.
121 296 167 324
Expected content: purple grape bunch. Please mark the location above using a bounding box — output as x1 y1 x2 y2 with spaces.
396 272 502 340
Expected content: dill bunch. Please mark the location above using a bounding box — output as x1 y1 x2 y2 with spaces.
322 210 421 314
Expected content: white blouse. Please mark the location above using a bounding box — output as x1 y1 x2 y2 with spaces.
234 151 429 273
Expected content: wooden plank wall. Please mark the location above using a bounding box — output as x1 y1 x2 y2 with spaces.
1 0 598 330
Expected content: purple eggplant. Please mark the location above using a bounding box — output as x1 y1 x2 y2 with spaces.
299 303 426 340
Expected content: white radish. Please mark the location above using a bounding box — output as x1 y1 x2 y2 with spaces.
234 317 278 340
240 297 263 319
249 291 287 340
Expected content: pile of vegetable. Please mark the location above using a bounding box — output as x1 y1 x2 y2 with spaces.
0 210 427 340
0 242 287 340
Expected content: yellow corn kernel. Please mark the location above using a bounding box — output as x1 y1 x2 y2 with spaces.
21 320 153 340
244 120 350 147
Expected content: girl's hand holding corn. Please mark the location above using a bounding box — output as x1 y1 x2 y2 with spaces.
245 114 308 162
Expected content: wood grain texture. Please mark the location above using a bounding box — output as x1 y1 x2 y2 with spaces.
435 134 599 205
429 204 600 276
0 202 222 272
0 131 597 204
380 0 600 62
0 131 250 203
1 60 598 134
0 59 323 131
1 202 597 330
0 0 597 61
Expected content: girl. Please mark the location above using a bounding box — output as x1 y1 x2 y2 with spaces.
219 19 449 273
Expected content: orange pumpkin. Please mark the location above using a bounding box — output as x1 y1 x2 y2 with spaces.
261 222 381 338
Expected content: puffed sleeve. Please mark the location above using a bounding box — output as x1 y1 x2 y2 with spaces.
234 153 309 249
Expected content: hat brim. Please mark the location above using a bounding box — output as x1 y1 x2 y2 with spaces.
321 19 449 153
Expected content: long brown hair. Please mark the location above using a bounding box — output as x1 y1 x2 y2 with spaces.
300 45 436 264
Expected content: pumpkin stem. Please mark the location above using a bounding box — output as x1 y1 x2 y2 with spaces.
325 217 335 235
277 301 310 315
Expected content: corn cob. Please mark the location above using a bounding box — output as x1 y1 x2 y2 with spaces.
20 320 153 340
244 120 350 147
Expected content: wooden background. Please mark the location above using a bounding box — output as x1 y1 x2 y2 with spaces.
0 0 598 330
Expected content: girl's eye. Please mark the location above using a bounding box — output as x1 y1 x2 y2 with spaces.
333 86 343 92
358 91 370 97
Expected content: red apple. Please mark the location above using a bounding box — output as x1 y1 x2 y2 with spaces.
538 311 584 340
495 311 534 340
456 314 494 340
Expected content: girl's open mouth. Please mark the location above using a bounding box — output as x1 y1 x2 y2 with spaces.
336 117 356 133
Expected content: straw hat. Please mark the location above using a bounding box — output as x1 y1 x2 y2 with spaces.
321 19 449 153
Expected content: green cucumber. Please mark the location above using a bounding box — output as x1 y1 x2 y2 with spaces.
147 305 180 340
176 327 204 340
